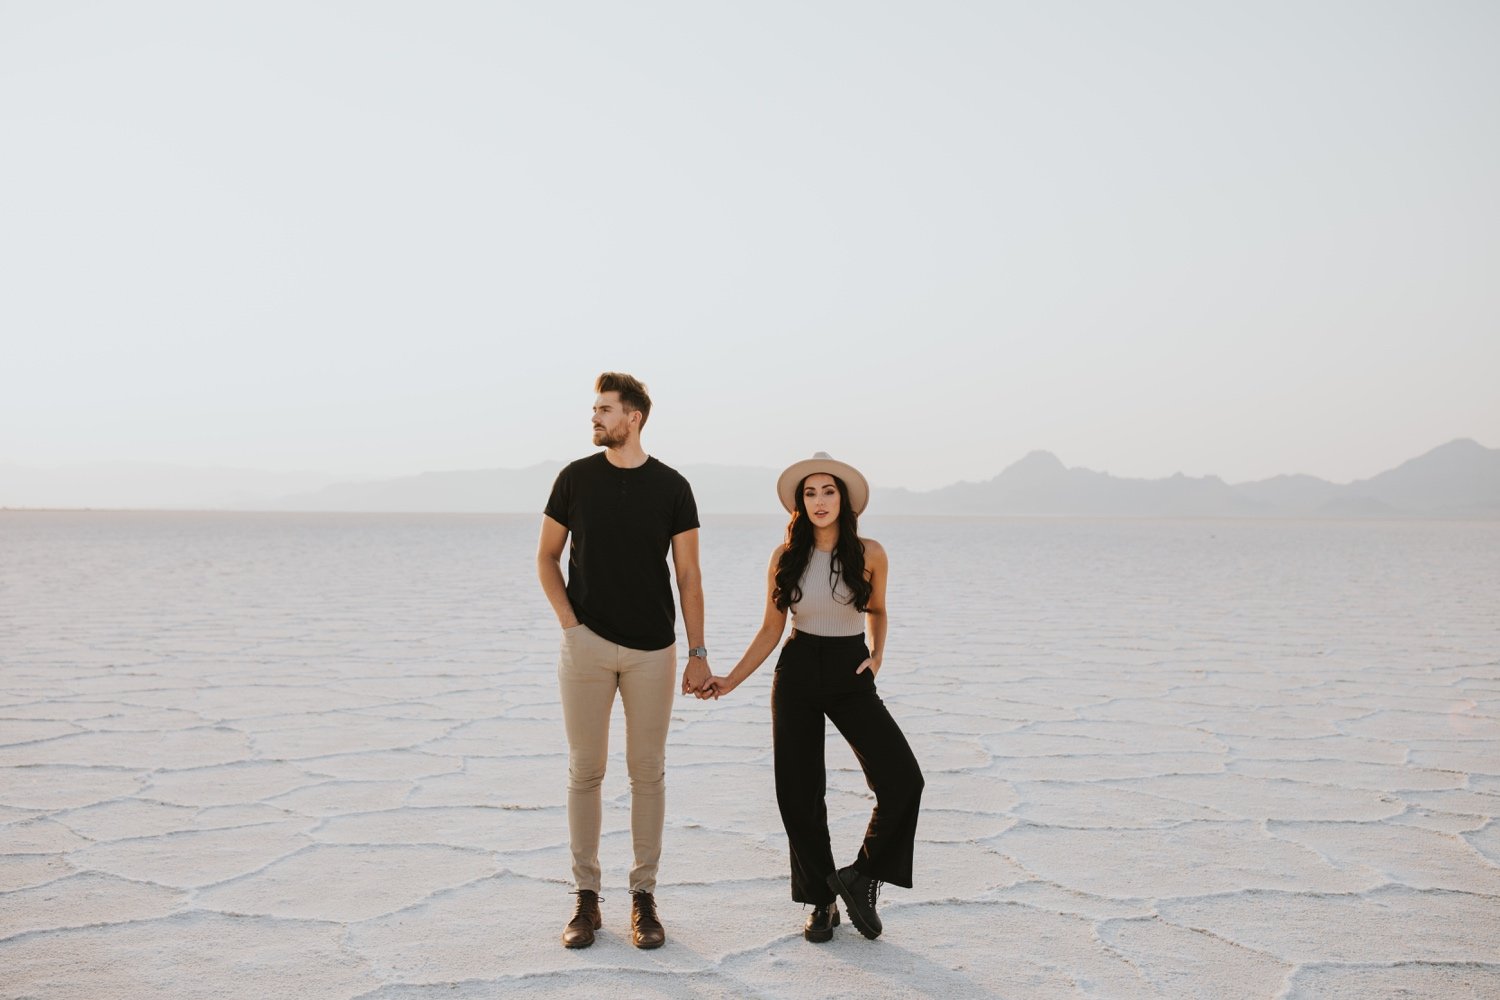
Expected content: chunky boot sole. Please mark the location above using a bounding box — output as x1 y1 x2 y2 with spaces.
827 871 881 940
804 907 840 943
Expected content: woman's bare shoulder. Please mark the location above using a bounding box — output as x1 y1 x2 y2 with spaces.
860 537 887 560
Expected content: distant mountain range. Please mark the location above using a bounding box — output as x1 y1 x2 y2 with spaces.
5 439 1497 517
873 439 1500 517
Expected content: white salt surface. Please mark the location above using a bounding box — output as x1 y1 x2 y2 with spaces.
2 510 1498 999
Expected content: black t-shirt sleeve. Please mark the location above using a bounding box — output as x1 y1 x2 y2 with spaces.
543 466 571 527
671 477 700 536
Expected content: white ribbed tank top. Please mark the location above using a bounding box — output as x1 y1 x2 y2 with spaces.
790 547 865 636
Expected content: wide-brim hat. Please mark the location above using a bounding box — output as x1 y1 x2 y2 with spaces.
776 452 870 515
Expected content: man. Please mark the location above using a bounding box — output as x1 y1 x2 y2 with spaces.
536 372 711 950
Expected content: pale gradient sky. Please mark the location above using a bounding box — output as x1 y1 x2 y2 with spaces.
3 1 1496 492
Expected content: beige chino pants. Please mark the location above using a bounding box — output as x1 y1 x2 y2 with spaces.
558 623 675 893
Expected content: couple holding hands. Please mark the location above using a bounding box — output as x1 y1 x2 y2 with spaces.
537 373 923 950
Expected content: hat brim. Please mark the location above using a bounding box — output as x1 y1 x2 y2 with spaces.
777 457 870 515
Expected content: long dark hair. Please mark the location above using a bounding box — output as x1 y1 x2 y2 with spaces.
773 474 873 612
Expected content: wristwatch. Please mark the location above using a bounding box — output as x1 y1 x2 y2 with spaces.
688 646 708 659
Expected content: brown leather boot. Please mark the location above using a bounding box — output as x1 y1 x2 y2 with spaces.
561 889 601 948
630 890 665 949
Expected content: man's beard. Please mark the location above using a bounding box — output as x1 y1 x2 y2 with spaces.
593 425 627 448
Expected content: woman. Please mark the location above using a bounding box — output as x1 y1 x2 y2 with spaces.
706 452 923 942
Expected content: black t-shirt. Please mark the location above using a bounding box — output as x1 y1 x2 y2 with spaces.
544 453 700 650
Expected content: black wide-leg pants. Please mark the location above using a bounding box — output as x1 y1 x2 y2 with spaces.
771 630 924 905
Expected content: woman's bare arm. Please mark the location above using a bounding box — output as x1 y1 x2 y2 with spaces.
707 546 789 696
857 538 888 675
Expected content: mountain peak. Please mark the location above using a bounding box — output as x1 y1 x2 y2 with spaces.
1428 438 1484 456
1360 438 1495 481
1002 450 1066 476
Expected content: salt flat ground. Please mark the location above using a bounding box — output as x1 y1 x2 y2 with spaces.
1 511 1497 1000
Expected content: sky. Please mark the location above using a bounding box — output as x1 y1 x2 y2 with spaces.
2 1 1496 493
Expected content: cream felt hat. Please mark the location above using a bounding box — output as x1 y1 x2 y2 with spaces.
776 452 870 515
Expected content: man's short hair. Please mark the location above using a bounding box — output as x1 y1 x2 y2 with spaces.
595 372 652 428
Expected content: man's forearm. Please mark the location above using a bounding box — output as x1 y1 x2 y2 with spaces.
678 578 705 648
537 557 577 627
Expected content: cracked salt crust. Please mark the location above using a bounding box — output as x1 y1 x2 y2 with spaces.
2 511 1498 998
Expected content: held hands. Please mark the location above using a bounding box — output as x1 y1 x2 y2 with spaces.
681 655 712 697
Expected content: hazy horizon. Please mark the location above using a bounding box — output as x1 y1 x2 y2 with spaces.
3 2 1496 491
5 435 1497 517
3 433 1497 492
